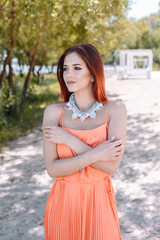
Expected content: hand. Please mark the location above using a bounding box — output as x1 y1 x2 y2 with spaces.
95 137 124 162
43 125 71 144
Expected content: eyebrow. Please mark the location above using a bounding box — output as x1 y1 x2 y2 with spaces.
63 64 83 66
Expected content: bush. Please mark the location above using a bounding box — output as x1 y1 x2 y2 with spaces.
0 80 22 118
0 79 39 133
0 104 7 129
0 74 59 147
25 82 38 103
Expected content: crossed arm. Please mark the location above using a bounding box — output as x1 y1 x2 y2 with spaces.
43 102 127 177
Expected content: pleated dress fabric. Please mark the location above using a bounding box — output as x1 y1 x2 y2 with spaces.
44 102 121 240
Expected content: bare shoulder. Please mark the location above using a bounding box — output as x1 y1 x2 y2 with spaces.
109 100 127 118
44 103 62 116
43 103 62 125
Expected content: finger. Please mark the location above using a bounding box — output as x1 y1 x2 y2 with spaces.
44 136 50 140
115 145 124 152
115 149 124 158
44 126 52 129
44 126 56 130
114 152 122 158
115 148 123 155
114 147 121 153
44 138 52 142
114 155 121 161
115 151 121 156
44 133 52 138
111 155 120 161
112 140 123 147
44 125 57 129
44 134 51 138
44 130 52 133
44 128 55 133
44 131 50 135
107 136 116 142
44 136 56 143
44 134 53 139
108 136 116 142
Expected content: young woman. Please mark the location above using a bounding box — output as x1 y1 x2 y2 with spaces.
42 43 127 240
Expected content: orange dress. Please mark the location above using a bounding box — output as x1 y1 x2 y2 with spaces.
44 102 121 240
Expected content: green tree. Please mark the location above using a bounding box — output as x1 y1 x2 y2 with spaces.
0 0 130 97
0 0 23 87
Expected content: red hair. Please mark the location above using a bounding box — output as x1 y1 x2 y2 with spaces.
57 43 108 103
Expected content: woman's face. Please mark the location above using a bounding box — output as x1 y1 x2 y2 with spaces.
63 52 93 93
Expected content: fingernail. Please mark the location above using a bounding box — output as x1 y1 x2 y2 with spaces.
111 136 115 140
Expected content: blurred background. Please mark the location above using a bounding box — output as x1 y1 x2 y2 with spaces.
0 1 160 240
0 0 160 145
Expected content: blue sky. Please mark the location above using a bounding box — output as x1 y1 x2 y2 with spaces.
128 0 160 20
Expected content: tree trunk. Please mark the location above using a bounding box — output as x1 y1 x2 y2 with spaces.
22 41 40 98
37 50 46 84
19 68 24 77
0 1 21 88
7 0 15 87
32 66 36 77
0 0 7 12
7 52 13 87
18 58 24 77
0 53 10 88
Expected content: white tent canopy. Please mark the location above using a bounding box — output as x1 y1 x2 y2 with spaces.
118 49 153 79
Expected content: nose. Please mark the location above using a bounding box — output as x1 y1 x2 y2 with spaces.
66 70 72 78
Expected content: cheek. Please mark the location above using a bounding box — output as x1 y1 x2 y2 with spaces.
77 70 91 80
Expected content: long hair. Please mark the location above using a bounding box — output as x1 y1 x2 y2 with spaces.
57 43 108 103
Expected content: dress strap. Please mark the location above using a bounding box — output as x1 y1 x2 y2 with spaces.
60 104 64 127
106 101 113 123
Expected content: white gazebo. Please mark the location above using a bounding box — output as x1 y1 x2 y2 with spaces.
118 49 153 79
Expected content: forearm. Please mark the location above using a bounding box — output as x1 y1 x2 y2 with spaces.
47 147 98 178
90 160 121 175
65 134 121 175
90 146 125 175
66 133 92 154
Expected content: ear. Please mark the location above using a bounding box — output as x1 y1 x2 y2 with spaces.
91 77 94 82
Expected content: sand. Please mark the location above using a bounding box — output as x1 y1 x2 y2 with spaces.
0 72 160 240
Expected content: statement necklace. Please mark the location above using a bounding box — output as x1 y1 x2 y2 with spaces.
66 93 103 122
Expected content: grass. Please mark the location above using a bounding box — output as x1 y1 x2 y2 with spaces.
0 74 60 148
153 63 160 71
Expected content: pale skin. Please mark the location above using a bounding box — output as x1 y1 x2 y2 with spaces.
42 52 127 178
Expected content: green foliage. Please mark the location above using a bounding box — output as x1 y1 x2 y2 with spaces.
0 74 59 147
0 0 130 71
119 12 160 70
25 82 38 103
0 0 134 146
0 80 22 117
0 103 7 129
102 50 120 65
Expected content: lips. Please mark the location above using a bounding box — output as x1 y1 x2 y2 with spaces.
66 81 76 84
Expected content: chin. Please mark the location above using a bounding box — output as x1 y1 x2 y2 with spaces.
66 86 78 92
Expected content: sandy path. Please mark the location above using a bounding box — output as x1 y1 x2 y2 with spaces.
106 72 160 240
0 72 160 240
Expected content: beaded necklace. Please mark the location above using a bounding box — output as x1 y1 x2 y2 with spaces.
66 93 103 122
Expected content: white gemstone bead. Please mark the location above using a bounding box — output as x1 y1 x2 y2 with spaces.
72 112 78 119
89 111 96 118
80 115 86 121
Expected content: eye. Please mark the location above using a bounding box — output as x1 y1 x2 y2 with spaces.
75 67 81 70
63 67 67 71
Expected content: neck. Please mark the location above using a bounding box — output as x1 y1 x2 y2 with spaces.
74 90 96 112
